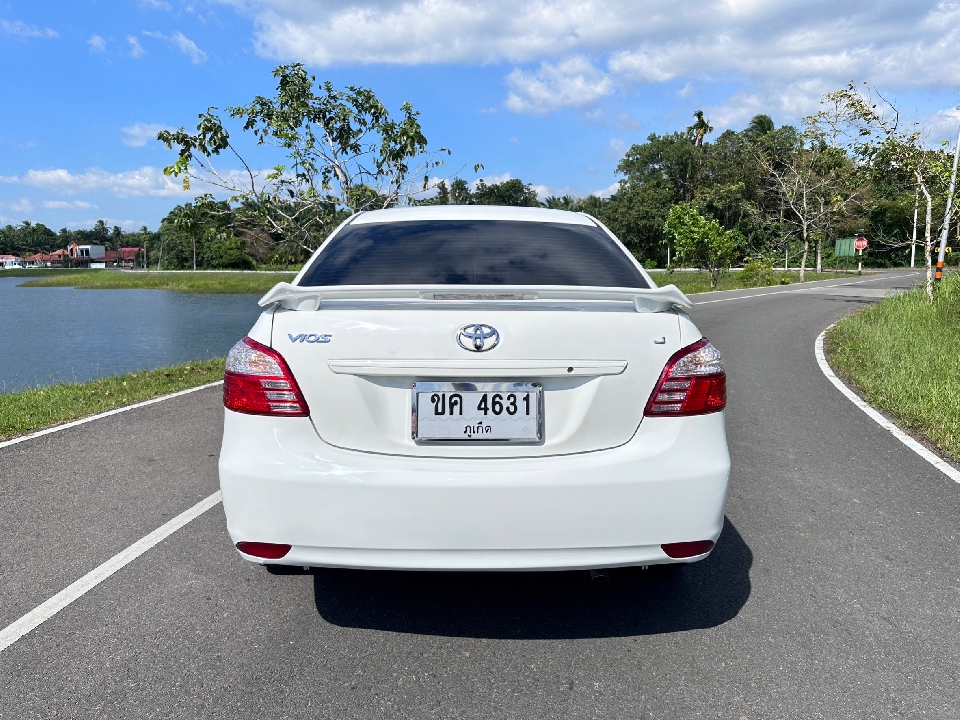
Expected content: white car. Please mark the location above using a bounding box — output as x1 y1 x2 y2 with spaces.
219 206 730 571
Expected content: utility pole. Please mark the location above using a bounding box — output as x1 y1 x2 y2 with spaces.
935 122 960 283
911 185 918 268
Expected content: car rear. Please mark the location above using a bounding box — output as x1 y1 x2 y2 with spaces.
218 206 730 571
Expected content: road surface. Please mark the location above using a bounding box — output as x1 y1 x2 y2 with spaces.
2 270 957 719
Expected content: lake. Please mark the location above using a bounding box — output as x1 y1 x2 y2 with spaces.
0 275 264 393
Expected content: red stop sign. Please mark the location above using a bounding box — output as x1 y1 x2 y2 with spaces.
855 236 868 251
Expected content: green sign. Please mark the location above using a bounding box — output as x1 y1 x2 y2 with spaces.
835 237 856 257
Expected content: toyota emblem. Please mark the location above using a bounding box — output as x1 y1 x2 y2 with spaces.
457 324 500 352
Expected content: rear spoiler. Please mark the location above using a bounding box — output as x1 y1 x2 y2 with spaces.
258 283 693 313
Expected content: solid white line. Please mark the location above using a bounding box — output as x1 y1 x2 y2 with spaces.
815 327 960 484
0 380 224 451
690 272 921 305
0 490 223 653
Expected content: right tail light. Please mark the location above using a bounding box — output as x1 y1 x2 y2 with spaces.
223 336 309 417
645 338 726 416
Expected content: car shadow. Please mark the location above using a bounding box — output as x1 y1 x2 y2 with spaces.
304 517 751 639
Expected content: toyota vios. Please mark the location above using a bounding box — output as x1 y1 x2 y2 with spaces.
219 205 730 571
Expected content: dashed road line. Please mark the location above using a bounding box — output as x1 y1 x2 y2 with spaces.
690 272 921 305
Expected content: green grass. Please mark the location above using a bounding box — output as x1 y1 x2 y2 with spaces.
827 272 960 461
657 269 860 294
0 359 225 442
15 270 295 294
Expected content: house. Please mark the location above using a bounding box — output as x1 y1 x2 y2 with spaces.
67 243 105 268
0 254 24 269
101 247 143 269
23 251 65 268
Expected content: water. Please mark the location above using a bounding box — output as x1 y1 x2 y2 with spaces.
0 276 264 393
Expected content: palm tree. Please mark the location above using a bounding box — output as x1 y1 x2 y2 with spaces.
688 110 714 147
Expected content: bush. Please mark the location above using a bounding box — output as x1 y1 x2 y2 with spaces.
738 257 779 287
642 258 658 270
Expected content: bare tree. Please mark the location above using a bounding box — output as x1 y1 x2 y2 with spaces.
756 131 859 281
815 83 953 300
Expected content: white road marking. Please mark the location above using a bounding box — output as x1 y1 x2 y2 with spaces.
0 380 224 451
0 490 223 653
690 272 921 305
815 327 960 485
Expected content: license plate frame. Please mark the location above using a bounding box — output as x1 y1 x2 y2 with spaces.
412 381 543 442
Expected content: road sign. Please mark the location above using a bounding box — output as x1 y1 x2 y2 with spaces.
855 236 868 251
835 238 856 257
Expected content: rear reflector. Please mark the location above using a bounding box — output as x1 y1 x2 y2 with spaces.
661 540 715 558
236 541 292 559
223 336 309 417
645 338 726 416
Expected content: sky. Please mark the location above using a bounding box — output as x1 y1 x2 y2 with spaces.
1 0 959 232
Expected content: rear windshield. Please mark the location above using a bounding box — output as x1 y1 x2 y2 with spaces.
298 220 649 288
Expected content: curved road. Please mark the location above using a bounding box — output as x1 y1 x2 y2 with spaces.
2 270 958 719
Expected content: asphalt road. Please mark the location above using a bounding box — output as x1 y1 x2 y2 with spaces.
3 269 958 719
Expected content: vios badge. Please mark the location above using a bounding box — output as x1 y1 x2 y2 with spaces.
288 333 332 344
457 324 499 352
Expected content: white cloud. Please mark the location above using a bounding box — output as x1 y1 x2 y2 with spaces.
234 0 960 120
88 34 106 52
1 198 34 213
473 172 513 188
139 0 172 10
121 122 170 147
43 200 95 209
128 35 146 58
143 30 207 64
3 167 191 198
605 138 627 158
0 18 58 39
505 56 613 114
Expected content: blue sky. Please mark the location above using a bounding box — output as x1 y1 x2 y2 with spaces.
2 0 959 231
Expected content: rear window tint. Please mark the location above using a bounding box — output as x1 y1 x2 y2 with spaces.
298 220 648 288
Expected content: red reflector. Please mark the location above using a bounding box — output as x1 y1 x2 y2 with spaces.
661 540 715 558
236 541 292 559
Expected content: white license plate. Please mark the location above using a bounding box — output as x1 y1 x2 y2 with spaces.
413 382 543 442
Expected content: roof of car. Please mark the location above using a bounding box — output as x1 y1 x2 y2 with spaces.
351 205 597 226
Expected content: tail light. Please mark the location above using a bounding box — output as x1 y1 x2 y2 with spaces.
645 338 726 416
223 337 309 416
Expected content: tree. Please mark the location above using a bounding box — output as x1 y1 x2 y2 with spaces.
664 204 741 290
159 64 473 255
816 83 954 298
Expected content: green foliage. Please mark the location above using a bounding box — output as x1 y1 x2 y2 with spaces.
664 204 741 290
738 257 778 287
159 63 461 256
0 359 225 442
417 177 540 207
18 270 293 294
827 271 960 460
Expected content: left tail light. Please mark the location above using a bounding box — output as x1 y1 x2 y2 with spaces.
223 336 309 416
645 338 726 416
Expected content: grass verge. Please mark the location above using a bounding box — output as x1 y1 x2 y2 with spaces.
826 272 960 462
660 270 863 294
0 359 224 442
15 270 295 294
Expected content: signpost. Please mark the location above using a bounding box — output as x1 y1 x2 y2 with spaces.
855 236 867 274
835 237 856 274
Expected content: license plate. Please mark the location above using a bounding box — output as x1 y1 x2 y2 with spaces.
413 382 543 442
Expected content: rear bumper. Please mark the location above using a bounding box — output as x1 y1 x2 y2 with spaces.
219 411 730 571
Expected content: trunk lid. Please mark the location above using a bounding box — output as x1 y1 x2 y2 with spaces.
271 299 684 458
